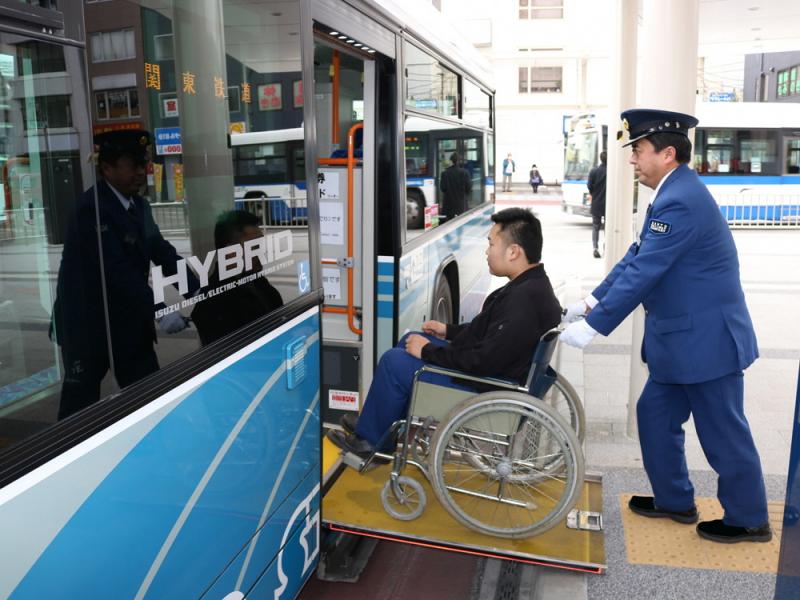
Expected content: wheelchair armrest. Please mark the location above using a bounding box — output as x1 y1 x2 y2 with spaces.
411 364 528 394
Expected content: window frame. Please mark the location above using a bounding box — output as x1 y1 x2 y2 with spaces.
94 87 140 121
518 0 564 20
518 65 563 94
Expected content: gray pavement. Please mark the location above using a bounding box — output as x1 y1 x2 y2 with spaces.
492 187 800 599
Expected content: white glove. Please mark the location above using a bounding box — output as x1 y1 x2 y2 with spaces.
560 319 598 349
158 311 188 334
562 299 589 324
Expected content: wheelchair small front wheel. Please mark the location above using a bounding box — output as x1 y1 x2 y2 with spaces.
381 475 426 521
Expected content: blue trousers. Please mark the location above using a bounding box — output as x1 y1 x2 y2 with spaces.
637 371 769 527
355 332 474 447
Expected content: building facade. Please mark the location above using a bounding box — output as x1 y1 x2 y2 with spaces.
743 51 800 103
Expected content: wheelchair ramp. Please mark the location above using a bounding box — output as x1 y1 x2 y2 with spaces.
321 453 606 574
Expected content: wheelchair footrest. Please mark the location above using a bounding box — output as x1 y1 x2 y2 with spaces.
342 451 369 471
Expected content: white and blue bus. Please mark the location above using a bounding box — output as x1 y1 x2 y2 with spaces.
562 103 800 226
0 1 494 598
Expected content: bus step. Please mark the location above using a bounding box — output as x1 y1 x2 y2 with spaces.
317 530 379 583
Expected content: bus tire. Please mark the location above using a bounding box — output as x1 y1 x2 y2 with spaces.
406 191 425 230
432 276 453 324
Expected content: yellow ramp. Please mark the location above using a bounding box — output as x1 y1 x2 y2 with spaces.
322 461 606 573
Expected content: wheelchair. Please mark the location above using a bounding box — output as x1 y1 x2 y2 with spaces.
343 328 585 540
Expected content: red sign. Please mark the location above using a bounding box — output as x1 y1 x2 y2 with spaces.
92 121 142 135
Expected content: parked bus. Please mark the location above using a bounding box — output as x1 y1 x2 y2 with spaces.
0 1 495 599
562 103 800 226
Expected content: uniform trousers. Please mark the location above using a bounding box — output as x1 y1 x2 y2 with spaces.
637 371 768 527
58 342 159 420
355 332 474 447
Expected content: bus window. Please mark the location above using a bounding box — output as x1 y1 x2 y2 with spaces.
738 130 778 175
45 0 314 424
404 41 458 118
0 35 94 447
787 139 800 174
404 115 488 240
705 129 734 173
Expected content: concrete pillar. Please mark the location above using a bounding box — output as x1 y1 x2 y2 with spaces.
626 0 700 436
604 0 638 270
172 0 235 258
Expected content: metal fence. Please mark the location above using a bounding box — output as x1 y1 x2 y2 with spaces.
0 208 48 242
150 197 309 237
717 194 800 229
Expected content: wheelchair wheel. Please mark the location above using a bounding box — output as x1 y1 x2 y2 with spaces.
381 475 426 521
463 373 584 480
543 373 585 443
429 391 584 539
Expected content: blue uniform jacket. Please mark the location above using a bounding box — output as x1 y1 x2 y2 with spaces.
53 180 196 361
586 164 758 384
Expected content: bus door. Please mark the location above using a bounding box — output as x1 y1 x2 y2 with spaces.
310 22 395 426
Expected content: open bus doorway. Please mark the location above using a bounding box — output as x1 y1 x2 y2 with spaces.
312 31 380 427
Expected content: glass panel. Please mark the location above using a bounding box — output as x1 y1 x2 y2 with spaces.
404 41 457 117
0 33 96 446
404 115 486 239
786 139 800 174
463 79 490 128
565 130 597 180
738 130 778 175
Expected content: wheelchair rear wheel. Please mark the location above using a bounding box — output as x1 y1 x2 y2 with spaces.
429 392 584 539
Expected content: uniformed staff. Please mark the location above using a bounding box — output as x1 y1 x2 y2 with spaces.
52 129 198 419
561 108 771 543
328 207 562 457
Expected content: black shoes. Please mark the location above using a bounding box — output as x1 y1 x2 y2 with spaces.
628 495 699 524
340 413 358 435
696 519 773 544
593 249 601 258
327 429 376 456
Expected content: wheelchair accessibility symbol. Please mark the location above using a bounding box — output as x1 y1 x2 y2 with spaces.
297 260 310 294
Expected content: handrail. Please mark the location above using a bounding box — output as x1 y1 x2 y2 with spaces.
319 122 364 336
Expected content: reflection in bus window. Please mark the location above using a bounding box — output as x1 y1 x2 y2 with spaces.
404 41 458 117
0 35 94 447
404 115 488 239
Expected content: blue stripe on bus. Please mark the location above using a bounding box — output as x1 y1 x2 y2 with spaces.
377 261 394 276
701 175 800 185
719 204 800 220
377 302 394 318
377 281 393 295
563 180 588 185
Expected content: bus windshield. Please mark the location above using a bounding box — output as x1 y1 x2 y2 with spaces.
564 130 598 181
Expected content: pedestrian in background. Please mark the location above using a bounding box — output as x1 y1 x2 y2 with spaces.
502 153 515 192
561 108 771 545
529 164 542 194
588 150 607 258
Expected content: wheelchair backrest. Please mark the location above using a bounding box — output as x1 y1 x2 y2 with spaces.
524 328 560 397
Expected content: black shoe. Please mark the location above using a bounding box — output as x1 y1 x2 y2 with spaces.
593 249 601 259
628 495 698 524
696 519 772 543
340 413 358 435
327 429 375 455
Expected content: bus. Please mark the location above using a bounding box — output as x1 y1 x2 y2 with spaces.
0 1 495 598
562 113 607 217
562 103 800 226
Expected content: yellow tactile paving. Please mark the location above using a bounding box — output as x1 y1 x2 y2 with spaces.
620 494 784 573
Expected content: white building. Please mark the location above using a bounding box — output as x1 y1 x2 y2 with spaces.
440 0 800 185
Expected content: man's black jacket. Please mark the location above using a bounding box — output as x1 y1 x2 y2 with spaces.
421 264 562 384
588 162 607 217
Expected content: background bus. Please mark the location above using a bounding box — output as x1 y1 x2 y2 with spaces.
562 113 607 217
562 103 800 226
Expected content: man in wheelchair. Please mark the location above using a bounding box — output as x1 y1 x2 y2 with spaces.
327 207 563 459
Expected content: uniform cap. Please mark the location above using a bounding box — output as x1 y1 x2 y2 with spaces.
617 109 699 147
94 129 151 163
